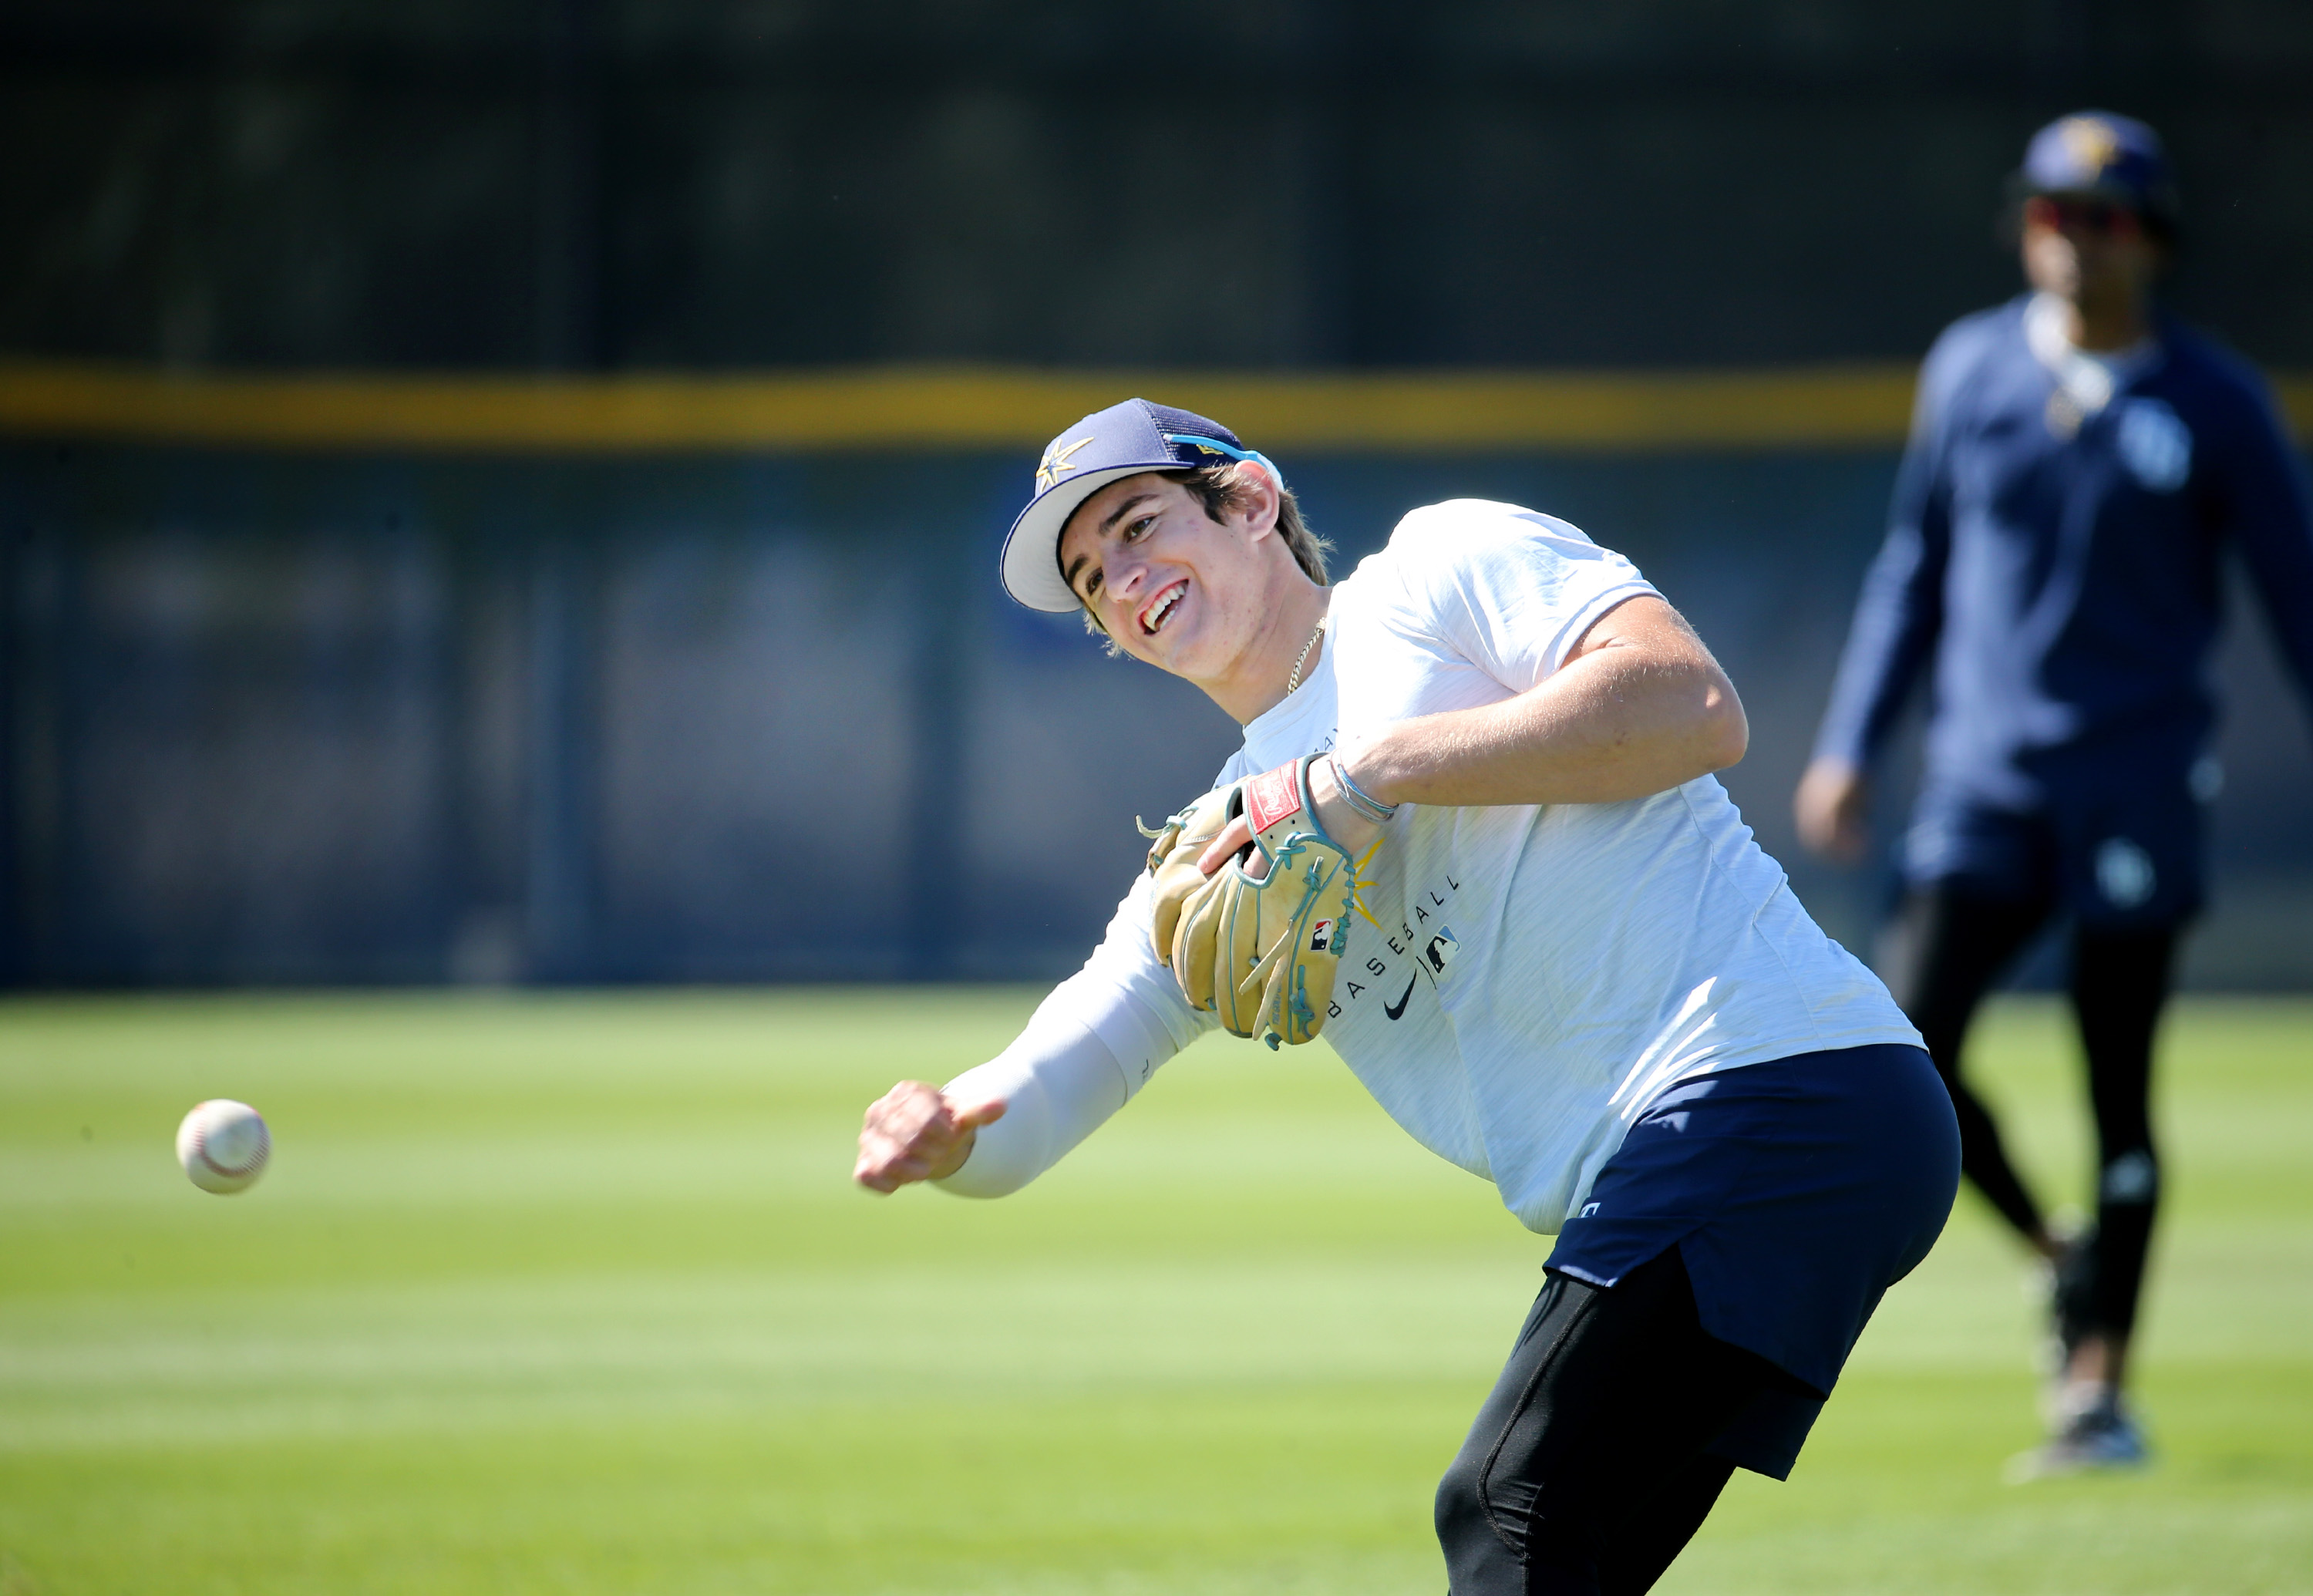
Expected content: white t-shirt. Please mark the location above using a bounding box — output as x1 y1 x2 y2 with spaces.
942 500 1922 1232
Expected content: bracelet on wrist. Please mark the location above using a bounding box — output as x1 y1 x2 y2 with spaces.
1327 754 1400 825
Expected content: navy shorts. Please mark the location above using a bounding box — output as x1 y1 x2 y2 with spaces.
1544 1043 1959 1476
1901 777 2204 928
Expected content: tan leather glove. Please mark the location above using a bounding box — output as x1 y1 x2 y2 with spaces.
1141 784 1241 971
1170 755 1356 1049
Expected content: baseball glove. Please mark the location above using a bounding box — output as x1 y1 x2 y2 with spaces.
1140 784 1238 972
1167 755 1357 1049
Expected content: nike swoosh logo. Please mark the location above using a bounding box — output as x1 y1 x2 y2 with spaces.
1383 974 1417 1021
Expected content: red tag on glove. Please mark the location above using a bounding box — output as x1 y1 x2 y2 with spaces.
1243 763 1305 834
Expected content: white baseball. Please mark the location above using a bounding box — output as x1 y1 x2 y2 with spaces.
176 1099 271 1194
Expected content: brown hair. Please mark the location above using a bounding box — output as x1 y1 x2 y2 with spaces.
1079 463 1332 650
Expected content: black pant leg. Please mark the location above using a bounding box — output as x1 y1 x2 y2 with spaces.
1885 887 2056 1240
2069 923 2180 1338
1436 1251 1784 1596
1596 1454 1738 1596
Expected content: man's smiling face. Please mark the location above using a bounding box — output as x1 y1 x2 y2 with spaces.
1056 470 1280 681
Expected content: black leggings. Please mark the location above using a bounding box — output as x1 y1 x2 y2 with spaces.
1436 1250 1799 1595
1887 886 2177 1337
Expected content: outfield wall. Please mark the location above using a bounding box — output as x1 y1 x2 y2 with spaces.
5 426 2308 990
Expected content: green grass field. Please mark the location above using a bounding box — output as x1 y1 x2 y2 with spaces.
2 990 2308 1594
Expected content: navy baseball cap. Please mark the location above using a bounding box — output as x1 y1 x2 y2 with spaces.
2018 111 2179 228
1000 397 1279 612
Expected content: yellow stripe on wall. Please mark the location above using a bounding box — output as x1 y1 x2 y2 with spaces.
0 359 2306 453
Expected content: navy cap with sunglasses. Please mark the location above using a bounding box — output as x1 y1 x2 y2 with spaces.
1000 398 1281 612
2015 110 2180 234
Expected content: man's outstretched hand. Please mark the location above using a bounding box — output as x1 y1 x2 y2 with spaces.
853 1081 1006 1193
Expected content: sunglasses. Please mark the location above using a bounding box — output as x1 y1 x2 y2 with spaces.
2024 194 2143 238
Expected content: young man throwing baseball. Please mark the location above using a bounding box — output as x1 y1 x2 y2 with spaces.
856 399 1961 1594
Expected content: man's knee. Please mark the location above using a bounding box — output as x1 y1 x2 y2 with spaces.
1436 1446 1480 1540
1435 1444 1511 1590
1439 1447 1612 1594
2099 1147 2159 1208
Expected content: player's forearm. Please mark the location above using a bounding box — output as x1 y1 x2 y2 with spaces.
1349 646 1747 809
933 1013 1133 1198
931 1066 1055 1198
1812 524 1944 769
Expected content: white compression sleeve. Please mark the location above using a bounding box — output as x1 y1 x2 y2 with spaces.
934 867 1214 1198
932 1004 1132 1199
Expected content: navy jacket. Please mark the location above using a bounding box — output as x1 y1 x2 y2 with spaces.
1814 295 2313 809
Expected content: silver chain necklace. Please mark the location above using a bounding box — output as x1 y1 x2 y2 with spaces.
1285 616 1327 695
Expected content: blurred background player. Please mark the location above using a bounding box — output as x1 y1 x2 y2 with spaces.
1795 111 2313 1476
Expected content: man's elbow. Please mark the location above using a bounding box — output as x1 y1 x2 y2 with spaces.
1698 678 1749 771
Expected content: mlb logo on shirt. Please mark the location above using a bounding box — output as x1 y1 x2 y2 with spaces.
2116 399 2192 492
2096 837 2156 908
1308 918 1337 953
1424 928 1460 975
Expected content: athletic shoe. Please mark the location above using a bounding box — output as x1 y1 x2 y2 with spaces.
2005 1388 2150 1482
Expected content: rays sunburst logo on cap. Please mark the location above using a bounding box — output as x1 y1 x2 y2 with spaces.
2058 116 2122 177
1034 436 1093 493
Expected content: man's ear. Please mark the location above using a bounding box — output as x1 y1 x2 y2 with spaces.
1234 462 1282 540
